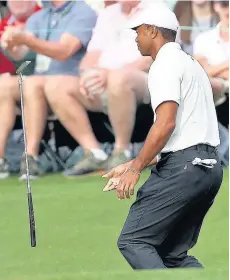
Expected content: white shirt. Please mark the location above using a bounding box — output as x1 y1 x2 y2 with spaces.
148 42 220 153
193 24 229 106
193 24 229 65
87 2 148 69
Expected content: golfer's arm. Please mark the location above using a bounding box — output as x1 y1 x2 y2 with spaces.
125 157 158 170
130 102 178 173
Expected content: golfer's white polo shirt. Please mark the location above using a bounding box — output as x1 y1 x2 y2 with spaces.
148 42 220 153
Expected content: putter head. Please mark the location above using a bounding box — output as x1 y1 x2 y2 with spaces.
16 61 31 75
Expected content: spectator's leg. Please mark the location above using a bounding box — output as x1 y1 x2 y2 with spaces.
23 75 47 157
45 76 109 176
0 75 19 158
107 70 149 153
45 75 103 151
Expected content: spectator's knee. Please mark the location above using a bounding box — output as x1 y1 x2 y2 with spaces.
45 78 61 105
23 76 45 100
0 76 17 101
107 69 132 96
45 76 78 105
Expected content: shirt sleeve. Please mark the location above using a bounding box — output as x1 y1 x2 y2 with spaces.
24 12 41 37
65 5 97 48
87 9 112 51
148 61 182 112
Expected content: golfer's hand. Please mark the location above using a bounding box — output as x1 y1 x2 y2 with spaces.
102 161 133 192
116 169 140 200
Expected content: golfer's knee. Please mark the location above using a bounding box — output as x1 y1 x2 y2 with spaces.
117 232 130 252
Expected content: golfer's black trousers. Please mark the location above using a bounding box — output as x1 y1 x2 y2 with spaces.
117 144 223 269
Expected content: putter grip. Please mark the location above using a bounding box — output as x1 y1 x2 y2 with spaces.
27 193 36 247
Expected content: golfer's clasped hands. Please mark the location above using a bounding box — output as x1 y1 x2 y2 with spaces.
102 162 140 200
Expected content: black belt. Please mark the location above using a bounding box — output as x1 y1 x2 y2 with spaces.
161 144 217 159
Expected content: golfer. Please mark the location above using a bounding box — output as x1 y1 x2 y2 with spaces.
103 4 223 270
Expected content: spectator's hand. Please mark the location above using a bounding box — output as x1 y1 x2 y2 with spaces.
218 69 229 81
88 68 108 94
79 77 91 99
80 68 108 99
102 161 133 192
4 32 27 49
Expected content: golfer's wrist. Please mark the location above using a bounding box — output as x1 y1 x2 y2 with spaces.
127 167 141 176
130 158 144 174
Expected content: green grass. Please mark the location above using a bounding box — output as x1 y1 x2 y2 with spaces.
0 169 228 280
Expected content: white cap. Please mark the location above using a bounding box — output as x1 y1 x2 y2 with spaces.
128 3 179 32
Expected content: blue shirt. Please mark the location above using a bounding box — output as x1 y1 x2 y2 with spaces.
25 1 97 76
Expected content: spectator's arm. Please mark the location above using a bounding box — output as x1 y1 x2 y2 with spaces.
193 33 229 78
21 32 82 61
80 51 101 72
218 69 229 80
124 57 153 72
195 56 229 78
5 6 97 62
4 45 29 61
2 11 40 61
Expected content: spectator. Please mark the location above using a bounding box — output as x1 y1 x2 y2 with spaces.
193 0 229 165
0 1 8 21
0 0 40 75
0 0 97 180
44 0 153 176
104 1 117 7
174 0 219 54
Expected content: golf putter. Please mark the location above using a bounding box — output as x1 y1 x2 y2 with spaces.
17 61 37 247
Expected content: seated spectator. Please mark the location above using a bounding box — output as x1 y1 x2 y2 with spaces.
0 1 8 21
193 0 229 165
174 0 219 54
44 0 153 177
0 0 97 180
0 0 40 75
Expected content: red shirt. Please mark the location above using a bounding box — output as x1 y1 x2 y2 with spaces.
0 6 41 74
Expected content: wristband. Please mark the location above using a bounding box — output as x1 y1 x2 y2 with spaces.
127 167 141 176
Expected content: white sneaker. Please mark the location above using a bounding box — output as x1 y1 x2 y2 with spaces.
0 158 10 179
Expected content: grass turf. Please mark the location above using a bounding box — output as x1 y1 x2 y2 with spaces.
0 169 228 280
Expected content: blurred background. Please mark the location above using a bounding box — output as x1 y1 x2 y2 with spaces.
0 0 228 178
0 0 229 178
0 1 228 279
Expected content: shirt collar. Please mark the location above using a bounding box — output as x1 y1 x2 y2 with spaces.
156 42 181 59
215 23 229 43
47 1 73 13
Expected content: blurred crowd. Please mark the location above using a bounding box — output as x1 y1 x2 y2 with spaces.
0 0 229 180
